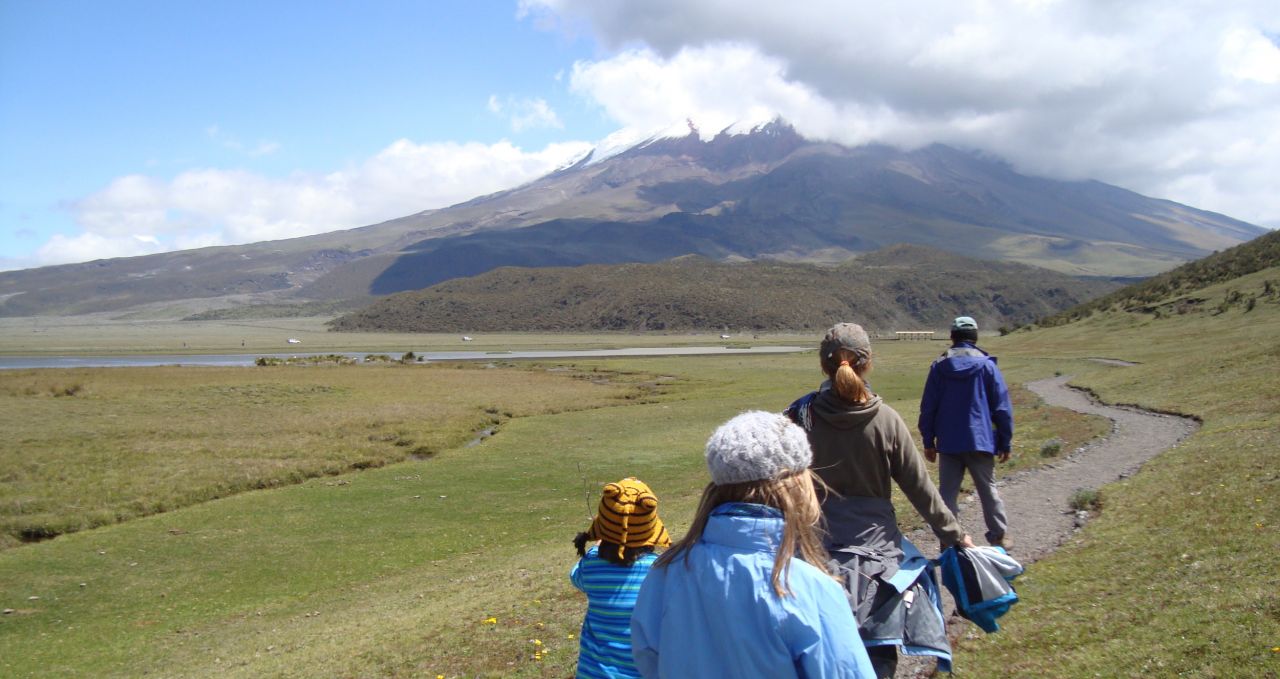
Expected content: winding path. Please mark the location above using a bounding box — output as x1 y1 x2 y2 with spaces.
898 375 1199 677
991 375 1199 562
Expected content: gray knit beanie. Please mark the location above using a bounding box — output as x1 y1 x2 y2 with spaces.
705 411 813 485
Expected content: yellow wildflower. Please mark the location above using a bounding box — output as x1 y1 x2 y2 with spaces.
482 616 497 625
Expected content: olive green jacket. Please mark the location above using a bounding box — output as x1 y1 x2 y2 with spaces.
787 389 965 546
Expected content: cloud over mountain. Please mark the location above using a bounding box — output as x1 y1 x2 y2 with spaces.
527 0 1280 230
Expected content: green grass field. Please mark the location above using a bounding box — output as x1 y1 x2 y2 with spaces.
0 336 1105 678
4 257 1278 677
4 227 1276 679
0 362 662 548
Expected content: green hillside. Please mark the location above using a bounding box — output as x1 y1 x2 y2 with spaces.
1035 227 1280 326
329 245 1117 333
960 228 1280 675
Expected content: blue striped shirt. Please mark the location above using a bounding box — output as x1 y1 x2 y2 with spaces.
570 545 656 679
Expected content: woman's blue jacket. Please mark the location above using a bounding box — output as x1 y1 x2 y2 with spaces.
630 503 874 678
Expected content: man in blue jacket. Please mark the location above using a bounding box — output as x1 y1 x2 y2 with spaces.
918 316 1013 548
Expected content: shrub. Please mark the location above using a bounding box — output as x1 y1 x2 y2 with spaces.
1069 488 1103 512
1040 437 1064 457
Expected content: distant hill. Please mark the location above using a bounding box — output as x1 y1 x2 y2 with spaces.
328 245 1118 333
0 120 1264 318
1036 229 1280 327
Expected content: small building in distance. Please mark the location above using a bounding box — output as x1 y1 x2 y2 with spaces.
895 330 934 341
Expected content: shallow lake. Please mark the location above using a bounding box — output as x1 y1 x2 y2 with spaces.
0 345 807 370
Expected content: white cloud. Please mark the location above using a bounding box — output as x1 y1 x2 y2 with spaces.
486 95 564 132
33 138 592 267
1221 27 1280 84
35 232 169 265
530 0 1280 228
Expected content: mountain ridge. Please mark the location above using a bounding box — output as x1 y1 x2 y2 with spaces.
0 120 1266 317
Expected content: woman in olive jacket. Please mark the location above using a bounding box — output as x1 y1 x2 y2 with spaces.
786 323 973 679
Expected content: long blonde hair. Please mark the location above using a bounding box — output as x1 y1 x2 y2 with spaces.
655 470 830 597
822 347 873 404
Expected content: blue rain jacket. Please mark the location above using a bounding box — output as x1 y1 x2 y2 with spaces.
630 503 874 679
918 343 1014 454
937 545 1024 633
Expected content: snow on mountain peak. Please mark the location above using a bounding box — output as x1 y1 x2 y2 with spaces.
722 112 786 136
584 114 789 166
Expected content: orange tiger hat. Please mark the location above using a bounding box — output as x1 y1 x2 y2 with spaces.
585 477 671 559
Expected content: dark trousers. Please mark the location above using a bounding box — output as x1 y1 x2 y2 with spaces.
938 451 1008 544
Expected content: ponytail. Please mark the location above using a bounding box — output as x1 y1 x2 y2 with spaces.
826 349 871 403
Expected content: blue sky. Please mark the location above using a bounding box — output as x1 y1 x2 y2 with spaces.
0 2 613 268
3 1 1278 271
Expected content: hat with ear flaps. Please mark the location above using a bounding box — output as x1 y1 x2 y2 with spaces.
585 477 671 559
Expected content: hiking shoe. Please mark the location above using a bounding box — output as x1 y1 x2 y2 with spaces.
990 535 1013 551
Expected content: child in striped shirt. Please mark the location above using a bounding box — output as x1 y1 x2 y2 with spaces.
570 477 671 679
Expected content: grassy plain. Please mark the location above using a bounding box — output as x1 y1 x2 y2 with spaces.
0 334 1102 678
0 363 660 548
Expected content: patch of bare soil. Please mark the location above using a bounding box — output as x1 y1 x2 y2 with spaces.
897 375 1199 678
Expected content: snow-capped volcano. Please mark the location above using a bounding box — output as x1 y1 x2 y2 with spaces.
0 119 1266 316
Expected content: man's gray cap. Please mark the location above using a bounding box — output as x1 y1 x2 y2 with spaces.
952 316 979 331
705 411 813 485
820 322 871 360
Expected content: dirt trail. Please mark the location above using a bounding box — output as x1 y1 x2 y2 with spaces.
897 375 1199 677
